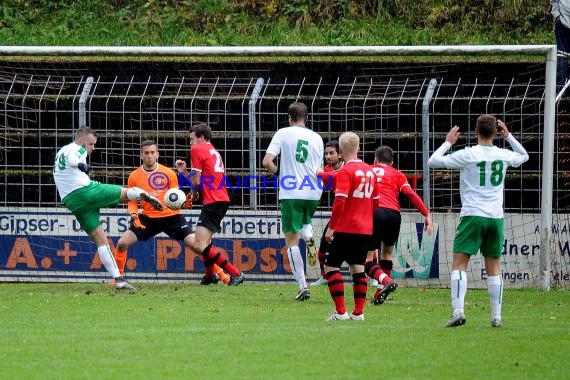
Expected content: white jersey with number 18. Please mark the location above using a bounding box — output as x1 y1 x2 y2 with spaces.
428 134 528 218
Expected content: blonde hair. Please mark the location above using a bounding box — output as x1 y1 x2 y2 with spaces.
339 132 359 155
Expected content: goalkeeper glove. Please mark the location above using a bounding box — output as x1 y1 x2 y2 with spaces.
182 193 192 210
77 163 90 174
185 190 200 208
130 213 146 229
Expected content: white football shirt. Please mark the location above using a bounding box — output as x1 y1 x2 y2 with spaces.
266 125 324 200
53 142 91 199
428 134 529 218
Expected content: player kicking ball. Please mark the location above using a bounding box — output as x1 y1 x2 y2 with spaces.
53 126 163 290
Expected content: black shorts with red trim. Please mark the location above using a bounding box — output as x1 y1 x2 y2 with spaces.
197 201 230 233
368 207 401 251
327 232 370 267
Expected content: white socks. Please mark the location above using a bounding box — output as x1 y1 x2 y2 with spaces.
450 270 467 315
487 275 503 320
126 187 145 200
450 271 503 321
288 245 307 290
98 244 121 278
299 224 313 242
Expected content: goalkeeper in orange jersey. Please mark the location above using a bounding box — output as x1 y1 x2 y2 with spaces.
113 140 230 285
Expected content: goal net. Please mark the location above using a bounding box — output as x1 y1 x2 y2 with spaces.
0 46 565 289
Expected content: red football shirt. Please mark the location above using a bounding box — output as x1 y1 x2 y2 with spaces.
318 163 343 191
329 159 379 235
190 142 230 204
372 163 428 216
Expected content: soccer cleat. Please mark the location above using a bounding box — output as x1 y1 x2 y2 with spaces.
490 318 503 328
326 311 350 321
444 312 466 327
306 237 317 266
140 192 164 211
115 277 135 290
373 281 398 305
310 278 328 286
295 288 310 301
228 272 245 286
200 274 220 285
349 313 365 321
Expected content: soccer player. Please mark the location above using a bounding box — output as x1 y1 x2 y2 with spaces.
366 145 434 305
324 132 379 320
113 140 229 284
53 126 163 290
262 101 324 301
175 123 245 286
311 140 344 286
428 115 529 328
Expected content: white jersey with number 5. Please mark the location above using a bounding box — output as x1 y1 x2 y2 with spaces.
428 134 528 218
266 125 324 200
53 142 91 199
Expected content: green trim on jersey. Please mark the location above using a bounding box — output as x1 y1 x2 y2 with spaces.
453 215 504 258
280 199 319 233
62 181 122 234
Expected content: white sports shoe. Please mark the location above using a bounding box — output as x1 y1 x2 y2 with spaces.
444 312 466 327
349 313 365 321
326 311 350 321
115 278 136 290
490 317 503 328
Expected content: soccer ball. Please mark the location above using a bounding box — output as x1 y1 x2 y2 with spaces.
164 188 186 210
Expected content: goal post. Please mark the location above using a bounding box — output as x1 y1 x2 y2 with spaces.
0 45 561 290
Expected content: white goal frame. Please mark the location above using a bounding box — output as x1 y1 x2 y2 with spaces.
0 45 558 290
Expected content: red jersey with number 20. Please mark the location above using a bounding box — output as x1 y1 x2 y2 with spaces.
329 159 380 235
190 142 230 204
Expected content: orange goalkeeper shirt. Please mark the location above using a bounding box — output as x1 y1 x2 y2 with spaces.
127 163 181 218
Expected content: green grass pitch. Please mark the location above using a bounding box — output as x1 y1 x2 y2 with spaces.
0 283 568 379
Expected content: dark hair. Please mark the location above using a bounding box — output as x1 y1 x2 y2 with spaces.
75 125 95 140
192 123 212 141
375 145 394 164
324 140 339 153
288 102 308 123
476 114 497 138
140 140 157 151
